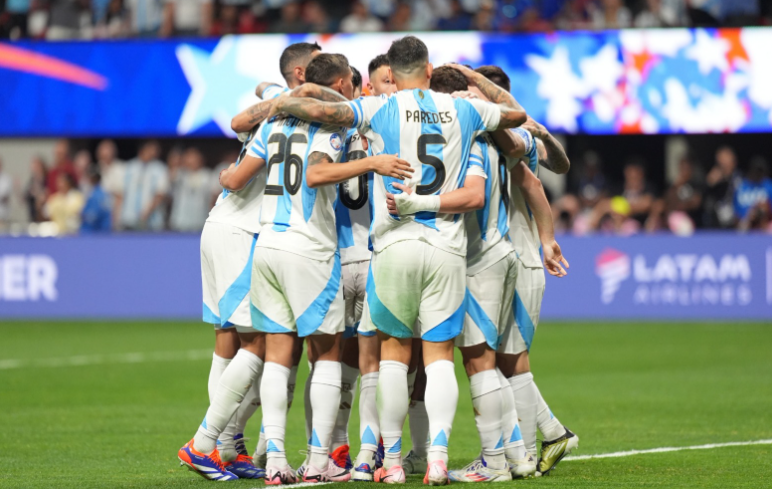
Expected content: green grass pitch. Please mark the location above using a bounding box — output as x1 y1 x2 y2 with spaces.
1 321 771 488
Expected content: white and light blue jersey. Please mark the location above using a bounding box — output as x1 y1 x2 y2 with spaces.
465 134 515 276
335 128 373 265
347 89 502 256
207 126 266 235
249 115 346 261
263 84 290 100
507 129 542 269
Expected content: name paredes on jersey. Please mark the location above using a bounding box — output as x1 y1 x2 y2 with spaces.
405 110 454 124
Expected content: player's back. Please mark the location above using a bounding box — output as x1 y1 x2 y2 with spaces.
508 139 542 268
252 115 346 261
335 128 373 265
351 88 500 256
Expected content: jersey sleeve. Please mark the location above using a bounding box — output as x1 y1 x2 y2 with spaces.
461 98 503 134
310 128 346 162
347 95 388 131
466 140 488 180
263 84 289 100
247 123 271 160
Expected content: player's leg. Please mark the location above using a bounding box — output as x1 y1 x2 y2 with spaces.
353 295 381 481
405 356 429 475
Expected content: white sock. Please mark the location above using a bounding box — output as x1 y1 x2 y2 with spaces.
470 370 506 470
254 423 267 465
194 349 263 454
332 363 359 450
231 371 262 454
407 369 417 397
509 372 563 456
496 369 526 460
378 360 409 469
209 354 239 460
358 372 380 454
208 353 231 401
304 365 313 454
308 360 342 470
408 401 429 458
424 360 458 465
260 362 290 468
287 365 298 408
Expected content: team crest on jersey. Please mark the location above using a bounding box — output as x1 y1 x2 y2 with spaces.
330 132 343 151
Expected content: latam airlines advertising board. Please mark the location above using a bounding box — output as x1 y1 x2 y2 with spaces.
2 28 772 137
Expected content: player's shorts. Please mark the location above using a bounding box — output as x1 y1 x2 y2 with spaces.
200 221 257 332
250 247 345 337
456 251 518 350
364 240 466 342
342 260 370 338
497 258 546 355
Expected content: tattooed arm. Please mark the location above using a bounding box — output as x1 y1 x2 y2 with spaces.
273 96 356 127
449 63 527 129
306 151 413 188
521 118 570 174
291 83 348 102
231 98 278 133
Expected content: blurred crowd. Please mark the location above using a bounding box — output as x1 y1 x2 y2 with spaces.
552 147 772 236
2 0 771 40
2 139 230 235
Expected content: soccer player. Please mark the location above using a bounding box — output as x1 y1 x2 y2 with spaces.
271 36 528 485
472 65 578 476
366 54 397 96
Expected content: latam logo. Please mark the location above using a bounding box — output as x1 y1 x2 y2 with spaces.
595 248 754 306
0 255 58 302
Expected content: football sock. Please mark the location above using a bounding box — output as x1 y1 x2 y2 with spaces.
208 353 231 401
425 360 458 466
470 370 506 470
261 362 290 468
308 361 342 470
208 354 238 460
509 372 563 456
332 363 359 450
497 369 527 460
358 372 380 455
378 360 409 469
408 401 429 458
304 365 313 449
194 349 263 455
287 365 298 408
232 370 262 448
407 368 417 397
254 423 267 465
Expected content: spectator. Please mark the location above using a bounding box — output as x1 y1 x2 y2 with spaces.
269 1 306 33
589 0 631 29
44 173 84 234
387 2 411 31
0 157 12 228
634 0 686 28
80 169 112 232
620 159 655 225
46 0 91 40
169 148 211 232
703 146 740 228
735 157 772 232
2 0 31 39
471 1 496 31
95 139 125 202
160 0 211 37
650 156 704 232
115 140 169 231
517 5 553 32
46 139 77 197
26 156 48 223
555 0 593 30
339 1 383 33
437 0 472 30
73 149 93 193
303 1 333 33
576 151 607 210
721 0 760 27
124 0 164 37
687 0 721 26
93 0 130 38
211 0 257 35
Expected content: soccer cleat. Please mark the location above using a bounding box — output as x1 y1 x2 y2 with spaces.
508 454 537 479
352 449 377 481
375 438 385 469
253 450 267 470
374 465 406 484
224 454 266 479
330 444 354 470
302 464 331 483
538 427 579 475
423 460 449 486
449 458 512 483
178 439 238 481
403 450 428 475
295 464 307 479
265 464 299 485
326 457 352 482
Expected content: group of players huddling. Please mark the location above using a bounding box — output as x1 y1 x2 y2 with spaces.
178 35 578 485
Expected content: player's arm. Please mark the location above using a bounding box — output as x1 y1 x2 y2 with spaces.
272 95 356 127
386 176 486 215
510 161 569 277
521 117 570 174
231 98 279 133
219 155 266 192
306 152 413 188
255 82 279 98
449 63 527 129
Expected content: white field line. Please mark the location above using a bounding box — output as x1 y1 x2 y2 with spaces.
563 439 772 461
0 349 212 370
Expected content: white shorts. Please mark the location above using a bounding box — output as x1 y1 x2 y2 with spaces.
342 260 369 338
498 259 545 355
364 240 466 342
200 221 257 332
250 247 345 337
457 252 518 350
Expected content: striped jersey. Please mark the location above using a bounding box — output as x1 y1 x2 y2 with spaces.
263 84 290 100
248 115 347 261
347 89 502 256
465 134 515 276
507 129 542 269
207 126 266 235
335 128 374 265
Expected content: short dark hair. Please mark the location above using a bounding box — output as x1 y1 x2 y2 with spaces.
430 66 468 94
279 42 322 82
351 66 362 91
475 65 510 92
305 53 351 87
368 54 389 77
387 36 428 75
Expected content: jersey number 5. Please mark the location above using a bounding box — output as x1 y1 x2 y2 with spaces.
265 133 307 196
339 150 369 210
416 134 447 195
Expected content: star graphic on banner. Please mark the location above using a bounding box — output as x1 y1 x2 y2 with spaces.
176 37 258 135
685 29 730 75
526 46 587 132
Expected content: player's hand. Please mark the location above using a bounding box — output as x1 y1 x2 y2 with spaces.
371 154 414 180
451 90 478 100
446 63 479 84
267 92 289 120
386 182 413 214
219 163 236 188
521 117 548 140
542 239 569 277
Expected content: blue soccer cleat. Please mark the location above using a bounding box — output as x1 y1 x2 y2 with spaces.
178 439 238 481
